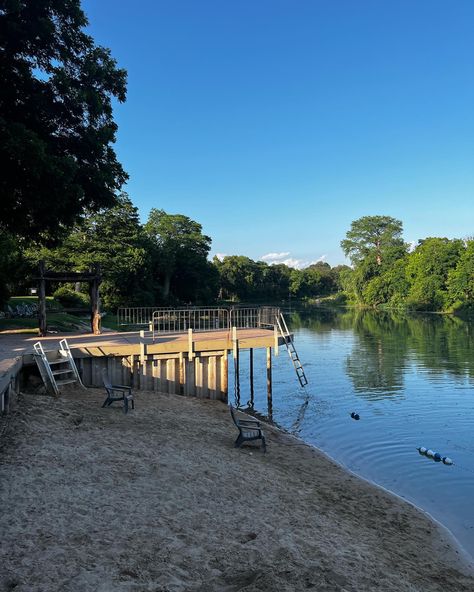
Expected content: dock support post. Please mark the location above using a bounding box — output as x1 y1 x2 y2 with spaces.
140 342 147 364
232 327 240 405
266 346 273 418
221 349 228 402
179 352 185 395
188 329 194 360
130 354 135 388
235 340 240 405
249 348 254 407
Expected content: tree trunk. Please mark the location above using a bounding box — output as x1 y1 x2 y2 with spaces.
163 273 171 300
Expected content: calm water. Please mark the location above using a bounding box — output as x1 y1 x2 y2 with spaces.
231 307 474 558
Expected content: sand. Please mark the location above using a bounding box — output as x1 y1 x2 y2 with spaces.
1 389 473 592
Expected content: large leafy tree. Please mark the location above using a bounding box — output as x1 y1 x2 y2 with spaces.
447 240 474 308
0 0 127 241
406 237 465 311
145 209 213 302
27 194 154 309
213 256 263 302
341 215 405 267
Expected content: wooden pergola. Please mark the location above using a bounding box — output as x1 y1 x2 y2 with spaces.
37 261 102 336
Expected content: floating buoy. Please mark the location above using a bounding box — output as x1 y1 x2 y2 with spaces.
350 412 360 421
417 447 454 465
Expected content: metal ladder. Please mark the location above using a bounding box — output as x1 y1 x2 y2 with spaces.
276 312 308 387
33 339 84 396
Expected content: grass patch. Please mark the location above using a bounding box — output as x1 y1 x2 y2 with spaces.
0 312 89 334
101 314 120 331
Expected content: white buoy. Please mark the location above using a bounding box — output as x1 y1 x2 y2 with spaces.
442 457 453 465
418 447 427 454
426 449 435 457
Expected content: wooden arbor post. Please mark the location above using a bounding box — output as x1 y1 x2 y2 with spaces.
36 262 102 336
89 264 102 335
38 260 47 337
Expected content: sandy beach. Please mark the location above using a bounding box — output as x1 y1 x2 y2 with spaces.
1 388 473 592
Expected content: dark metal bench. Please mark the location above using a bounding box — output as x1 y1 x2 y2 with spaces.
102 370 134 414
229 404 266 452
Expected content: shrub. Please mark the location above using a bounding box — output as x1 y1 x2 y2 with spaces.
53 287 90 309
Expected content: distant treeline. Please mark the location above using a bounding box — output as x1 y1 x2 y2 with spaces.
0 193 346 310
339 215 474 315
1 206 472 315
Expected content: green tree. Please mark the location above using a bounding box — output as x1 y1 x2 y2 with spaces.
261 263 291 301
214 256 262 301
446 240 474 311
0 232 25 306
0 0 127 241
145 209 212 302
363 257 409 308
341 215 405 267
406 238 465 311
26 194 153 309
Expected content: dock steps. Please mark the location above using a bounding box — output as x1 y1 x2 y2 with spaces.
276 312 308 388
33 338 85 396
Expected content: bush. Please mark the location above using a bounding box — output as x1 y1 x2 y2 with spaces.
53 287 90 309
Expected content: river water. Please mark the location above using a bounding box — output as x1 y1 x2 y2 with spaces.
231 307 474 558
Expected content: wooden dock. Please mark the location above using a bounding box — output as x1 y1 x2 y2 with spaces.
1 327 287 407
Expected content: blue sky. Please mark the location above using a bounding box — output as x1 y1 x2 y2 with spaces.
83 0 474 267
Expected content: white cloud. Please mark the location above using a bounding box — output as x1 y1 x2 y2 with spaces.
261 251 290 262
260 251 328 269
280 258 307 269
214 253 227 261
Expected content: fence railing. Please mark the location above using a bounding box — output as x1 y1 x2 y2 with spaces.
117 305 280 334
151 308 229 335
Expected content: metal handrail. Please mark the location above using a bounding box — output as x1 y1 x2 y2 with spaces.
151 308 230 342
118 305 281 330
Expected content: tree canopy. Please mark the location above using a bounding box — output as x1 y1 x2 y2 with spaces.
145 209 213 302
341 215 405 267
0 0 127 242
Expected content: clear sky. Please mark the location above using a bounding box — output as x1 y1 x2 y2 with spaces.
83 0 474 267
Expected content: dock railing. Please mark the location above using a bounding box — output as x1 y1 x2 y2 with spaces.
117 305 281 337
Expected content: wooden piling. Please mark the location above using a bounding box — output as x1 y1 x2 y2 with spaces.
249 347 254 406
221 349 228 402
234 339 240 405
188 329 194 360
178 352 185 395
266 346 273 417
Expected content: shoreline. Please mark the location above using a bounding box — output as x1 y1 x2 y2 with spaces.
1 388 474 591
263 416 474 571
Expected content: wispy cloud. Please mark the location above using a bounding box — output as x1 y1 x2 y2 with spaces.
260 251 326 269
261 252 290 262
214 252 227 261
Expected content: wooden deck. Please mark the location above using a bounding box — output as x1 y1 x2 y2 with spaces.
71 328 283 358
0 325 295 412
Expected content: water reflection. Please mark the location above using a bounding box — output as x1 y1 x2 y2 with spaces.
289 308 474 398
